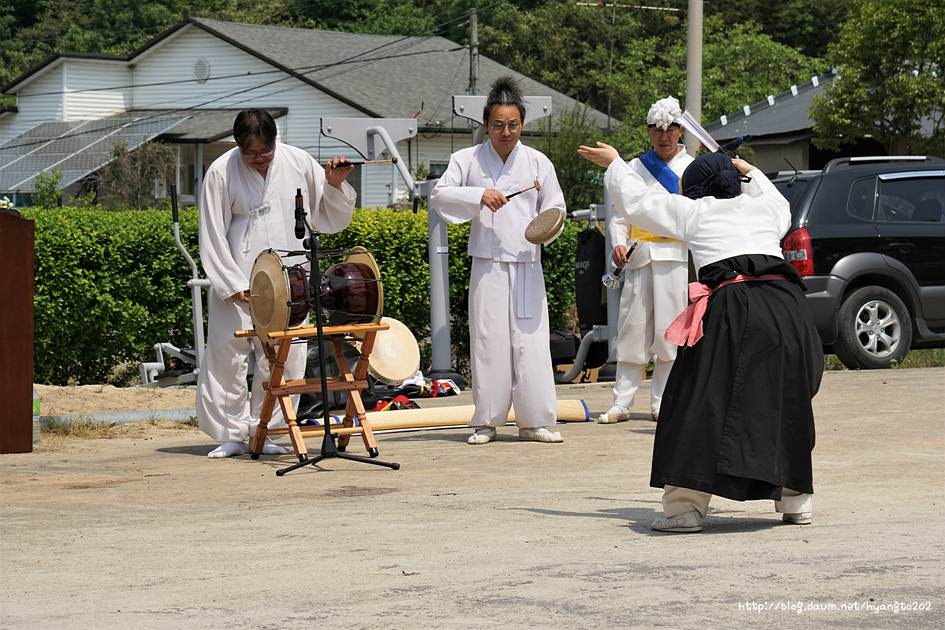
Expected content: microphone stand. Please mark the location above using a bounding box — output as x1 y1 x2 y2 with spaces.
277 191 399 475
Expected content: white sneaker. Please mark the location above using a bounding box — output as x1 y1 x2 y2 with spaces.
468 427 497 444
597 405 630 424
782 512 812 525
518 427 563 443
650 510 704 533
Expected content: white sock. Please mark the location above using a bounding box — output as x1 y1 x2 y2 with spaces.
261 439 286 455
208 442 246 459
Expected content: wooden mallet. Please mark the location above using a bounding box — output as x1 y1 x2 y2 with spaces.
506 179 541 199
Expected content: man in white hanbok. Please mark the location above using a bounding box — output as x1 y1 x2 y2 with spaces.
599 97 693 424
430 76 565 445
197 109 356 458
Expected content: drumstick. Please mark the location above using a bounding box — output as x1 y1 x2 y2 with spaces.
506 179 541 199
334 158 399 167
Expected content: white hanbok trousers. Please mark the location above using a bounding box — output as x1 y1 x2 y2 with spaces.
662 485 813 519
196 291 305 443
612 258 688 414
468 257 557 429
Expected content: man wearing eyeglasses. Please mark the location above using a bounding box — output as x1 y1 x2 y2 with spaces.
197 108 356 458
596 96 693 425
431 76 567 445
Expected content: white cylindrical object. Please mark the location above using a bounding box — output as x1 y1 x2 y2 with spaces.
32 387 41 445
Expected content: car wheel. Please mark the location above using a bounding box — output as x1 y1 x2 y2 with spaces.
833 286 912 369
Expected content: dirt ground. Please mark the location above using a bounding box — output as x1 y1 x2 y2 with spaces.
4 369 943 630
35 384 197 417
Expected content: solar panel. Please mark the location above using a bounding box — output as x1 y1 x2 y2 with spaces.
0 112 189 192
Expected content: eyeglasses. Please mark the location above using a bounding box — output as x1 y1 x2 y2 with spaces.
239 147 275 160
489 121 521 133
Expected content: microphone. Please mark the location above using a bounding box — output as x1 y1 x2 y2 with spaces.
294 188 305 239
720 135 752 154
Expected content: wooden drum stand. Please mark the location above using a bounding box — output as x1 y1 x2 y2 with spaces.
235 321 400 474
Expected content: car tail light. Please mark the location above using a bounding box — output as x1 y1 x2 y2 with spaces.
782 228 814 276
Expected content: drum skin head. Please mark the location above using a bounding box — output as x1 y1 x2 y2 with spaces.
525 207 565 244
368 317 421 385
249 250 291 345
344 246 383 319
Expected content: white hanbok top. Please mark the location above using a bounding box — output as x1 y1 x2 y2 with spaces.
199 142 356 301
430 141 566 261
608 146 693 268
603 158 790 273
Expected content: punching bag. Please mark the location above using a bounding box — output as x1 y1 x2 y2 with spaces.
573 228 609 369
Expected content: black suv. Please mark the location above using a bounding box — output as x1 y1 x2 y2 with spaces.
773 156 945 369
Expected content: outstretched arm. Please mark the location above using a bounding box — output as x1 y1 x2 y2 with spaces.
578 142 621 168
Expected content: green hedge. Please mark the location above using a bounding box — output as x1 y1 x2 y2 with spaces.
24 206 581 386
25 207 201 385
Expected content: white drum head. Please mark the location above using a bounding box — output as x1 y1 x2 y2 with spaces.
368 317 420 386
249 249 290 345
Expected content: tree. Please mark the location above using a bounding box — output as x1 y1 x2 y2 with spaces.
810 0 945 155
705 0 855 58
93 141 177 210
32 167 64 209
538 105 607 211
606 14 828 159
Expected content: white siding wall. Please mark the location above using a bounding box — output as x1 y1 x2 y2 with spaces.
0 67 65 143
63 61 132 120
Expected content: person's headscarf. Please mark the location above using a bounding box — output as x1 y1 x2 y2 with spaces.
646 96 682 129
681 153 743 199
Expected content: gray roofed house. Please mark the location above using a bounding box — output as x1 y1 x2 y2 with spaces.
0 17 610 207
176 18 605 133
703 72 839 173
701 70 929 173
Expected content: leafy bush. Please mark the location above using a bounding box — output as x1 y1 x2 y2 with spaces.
25 206 582 385
25 207 200 385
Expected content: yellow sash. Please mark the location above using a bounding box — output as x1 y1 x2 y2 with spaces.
630 225 680 243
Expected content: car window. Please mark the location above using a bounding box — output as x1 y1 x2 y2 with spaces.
774 179 807 217
876 175 945 223
847 178 876 220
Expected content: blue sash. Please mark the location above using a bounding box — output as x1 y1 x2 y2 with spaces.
639 149 680 194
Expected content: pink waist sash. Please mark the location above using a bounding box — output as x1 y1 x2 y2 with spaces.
664 274 787 347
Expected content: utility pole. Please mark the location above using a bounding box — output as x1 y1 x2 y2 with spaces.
468 8 478 96
684 0 703 156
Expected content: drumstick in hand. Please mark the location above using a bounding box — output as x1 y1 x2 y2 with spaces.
506 180 541 199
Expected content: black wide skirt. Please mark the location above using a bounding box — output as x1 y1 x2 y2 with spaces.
650 255 823 501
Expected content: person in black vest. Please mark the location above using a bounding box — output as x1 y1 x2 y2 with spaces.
579 145 822 532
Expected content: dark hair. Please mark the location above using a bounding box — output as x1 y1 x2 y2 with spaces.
681 153 743 200
233 108 277 149
483 76 526 123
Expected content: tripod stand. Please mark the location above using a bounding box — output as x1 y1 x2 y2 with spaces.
279 194 398 475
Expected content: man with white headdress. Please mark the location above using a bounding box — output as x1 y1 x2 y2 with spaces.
598 97 693 424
